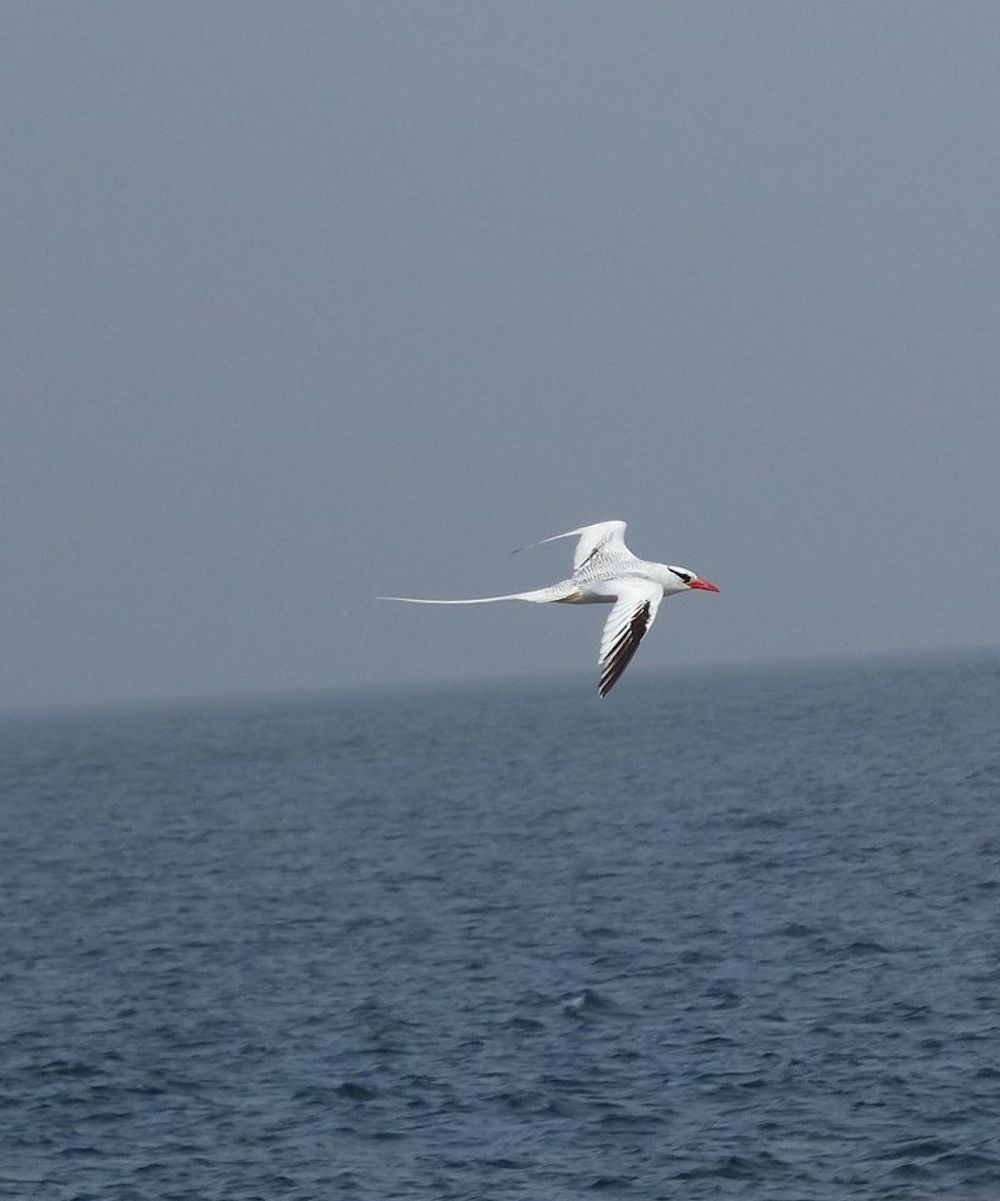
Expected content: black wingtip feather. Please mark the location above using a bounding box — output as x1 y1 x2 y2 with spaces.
598 601 652 697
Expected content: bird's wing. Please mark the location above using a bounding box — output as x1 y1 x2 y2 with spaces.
597 578 663 698
514 520 636 572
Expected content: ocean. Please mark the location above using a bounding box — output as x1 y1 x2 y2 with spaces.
1 654 998 1200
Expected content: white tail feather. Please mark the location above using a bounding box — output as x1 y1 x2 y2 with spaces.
377 587 562 605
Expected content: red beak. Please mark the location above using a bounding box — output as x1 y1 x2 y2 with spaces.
688 578 720 592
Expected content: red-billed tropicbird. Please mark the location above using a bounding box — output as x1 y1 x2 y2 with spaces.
379 520 719 697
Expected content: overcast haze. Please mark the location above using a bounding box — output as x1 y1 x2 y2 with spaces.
4 2 999 712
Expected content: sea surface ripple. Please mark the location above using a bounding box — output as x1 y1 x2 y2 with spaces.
1 655 999 1199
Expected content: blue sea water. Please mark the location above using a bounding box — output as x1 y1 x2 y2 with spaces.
1 654 999 1200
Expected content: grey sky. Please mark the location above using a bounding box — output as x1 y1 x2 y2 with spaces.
4 2 999 711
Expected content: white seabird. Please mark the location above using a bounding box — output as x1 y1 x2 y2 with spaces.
379 520 719 697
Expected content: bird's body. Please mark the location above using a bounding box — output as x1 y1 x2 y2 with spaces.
379 520 718 696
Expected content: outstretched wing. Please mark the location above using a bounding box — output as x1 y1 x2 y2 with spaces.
597 579 662 698
515 520 636 572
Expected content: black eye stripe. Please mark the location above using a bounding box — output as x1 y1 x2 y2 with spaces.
671 569 691 583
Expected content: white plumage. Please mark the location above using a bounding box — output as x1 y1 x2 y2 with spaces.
379 520 718 697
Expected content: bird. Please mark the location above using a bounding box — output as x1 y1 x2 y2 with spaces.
378 520 719 697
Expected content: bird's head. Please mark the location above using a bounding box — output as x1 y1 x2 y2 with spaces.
666 565 720 594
